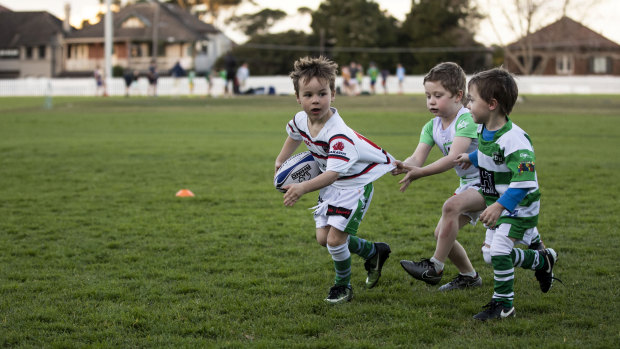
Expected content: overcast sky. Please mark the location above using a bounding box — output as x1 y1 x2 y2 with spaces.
2 0 619 46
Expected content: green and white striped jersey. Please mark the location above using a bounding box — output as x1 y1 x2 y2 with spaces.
477 118 540 230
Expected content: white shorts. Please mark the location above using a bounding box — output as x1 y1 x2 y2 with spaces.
454 180 482 225
483 224 540 247
313 183 373 235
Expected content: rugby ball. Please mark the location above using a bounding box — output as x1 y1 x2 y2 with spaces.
274 151 320 193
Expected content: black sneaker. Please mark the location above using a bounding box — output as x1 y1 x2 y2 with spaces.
473 300 515 321
400 258 443 285
364 242 391 289
535 248 558 293
438 273 482 291
528 240 546 251
324 285 353 304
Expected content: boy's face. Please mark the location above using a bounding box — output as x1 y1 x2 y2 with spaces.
466 84 490 124
423 80 462 119
296 76 335 122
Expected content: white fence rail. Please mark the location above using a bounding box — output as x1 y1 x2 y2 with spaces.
0 75 619 97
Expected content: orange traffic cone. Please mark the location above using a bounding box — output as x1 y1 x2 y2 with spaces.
175 189 195 197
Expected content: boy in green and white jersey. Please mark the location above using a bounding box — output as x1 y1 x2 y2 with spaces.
393 62 483 291
455 67 559 321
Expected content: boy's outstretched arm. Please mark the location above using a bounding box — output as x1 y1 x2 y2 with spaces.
283 171 339 207
399 136 472 192
275 137 302 174
391 142 431 176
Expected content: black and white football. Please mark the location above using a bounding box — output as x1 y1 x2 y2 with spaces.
274 151 320 193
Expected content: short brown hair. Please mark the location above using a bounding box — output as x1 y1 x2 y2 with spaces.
468 67 519 116
423 62 466 99
290 56 338 95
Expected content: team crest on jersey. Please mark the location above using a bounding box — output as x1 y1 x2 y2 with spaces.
457 120 468 130
492 151 504 165
517 162 535 174
332 141 345 151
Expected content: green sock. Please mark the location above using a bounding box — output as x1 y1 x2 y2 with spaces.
511 248 543 270
491 254 514 308
348 235 375 260
334 257 352 286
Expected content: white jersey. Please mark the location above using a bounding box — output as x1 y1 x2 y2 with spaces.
286 108 395 189
419 106 479 183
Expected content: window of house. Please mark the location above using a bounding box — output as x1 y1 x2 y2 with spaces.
122 16 145 28
592 56 609 74
26 47 33 59
556 55 574 75
38 46 46 59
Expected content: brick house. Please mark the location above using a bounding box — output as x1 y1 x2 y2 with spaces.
504 16 620 75
64 1 232 76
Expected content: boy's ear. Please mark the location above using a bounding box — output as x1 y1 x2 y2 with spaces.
455 90 464 103
488 98 498 111
295 93 301 104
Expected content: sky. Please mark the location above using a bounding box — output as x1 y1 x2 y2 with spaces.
2 0 620 46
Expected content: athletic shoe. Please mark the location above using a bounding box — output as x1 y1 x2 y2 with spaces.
364 242 391 289
324 285 353 304
473 300 516 321
400 258 443 285
528 240 546 251
438 273 482 291
535 248 558 293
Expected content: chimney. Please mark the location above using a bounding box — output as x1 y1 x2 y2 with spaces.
63 3 71 32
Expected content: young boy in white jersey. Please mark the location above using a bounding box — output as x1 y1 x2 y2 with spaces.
455 67 559 320
392 62 484 291
275 56 394 304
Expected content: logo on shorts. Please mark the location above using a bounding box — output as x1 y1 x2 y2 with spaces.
327 205 352 219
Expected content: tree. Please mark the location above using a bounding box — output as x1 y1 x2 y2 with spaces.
309 0 400 69
228 8 287 37
399 0 485 74
218 31 314 75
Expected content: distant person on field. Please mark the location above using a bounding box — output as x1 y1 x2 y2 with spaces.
236 62 249 93
454 67 559 320
380 68 389 94
396 63 405 94
94 65 106 97
147 60 159 97
170 60 186 95
123 69 138 97
367 62 378 94
275 56 394 304
224 52 238 96
188 70 196 95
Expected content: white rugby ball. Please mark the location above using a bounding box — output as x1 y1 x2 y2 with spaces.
274 151 320 193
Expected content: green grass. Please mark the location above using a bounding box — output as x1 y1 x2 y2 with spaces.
1 94 619 347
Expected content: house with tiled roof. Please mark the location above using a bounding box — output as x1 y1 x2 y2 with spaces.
0 7 70 78
504 16 620 75
64 1 232 76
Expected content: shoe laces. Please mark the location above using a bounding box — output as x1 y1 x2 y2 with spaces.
482 300 504 311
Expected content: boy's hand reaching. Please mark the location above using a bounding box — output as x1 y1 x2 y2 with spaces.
454 153 472 170
398 166 423 192
391 160 412 175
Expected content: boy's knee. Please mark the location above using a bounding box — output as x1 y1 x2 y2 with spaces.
441 197 461 217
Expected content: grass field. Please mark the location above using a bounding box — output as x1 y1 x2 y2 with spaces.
1 94 619 347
